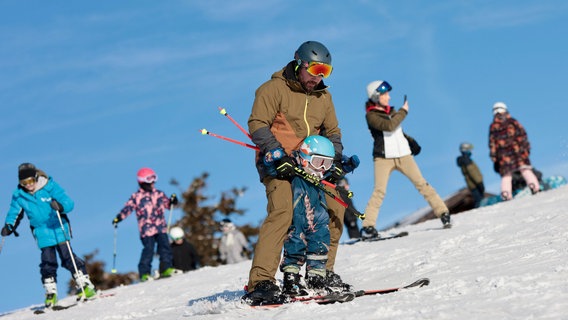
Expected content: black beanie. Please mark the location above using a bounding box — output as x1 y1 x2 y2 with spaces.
18 163 37 180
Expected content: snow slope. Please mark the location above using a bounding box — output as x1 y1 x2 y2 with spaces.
2 186 567 320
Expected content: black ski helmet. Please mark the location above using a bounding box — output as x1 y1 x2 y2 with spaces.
294 41 332 66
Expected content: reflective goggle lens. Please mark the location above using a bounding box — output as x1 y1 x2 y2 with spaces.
306 62 333 78
375 81 392 94
140 175 157 183
20 177 36 186
309 155 334 171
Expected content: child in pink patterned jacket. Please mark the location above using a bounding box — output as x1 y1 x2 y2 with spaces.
112 167 179 281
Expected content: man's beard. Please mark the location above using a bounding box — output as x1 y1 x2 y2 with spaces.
302 80 318 93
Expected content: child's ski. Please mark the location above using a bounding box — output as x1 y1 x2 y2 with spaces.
32 292 116 314
250 278 429 308
33 303 77 314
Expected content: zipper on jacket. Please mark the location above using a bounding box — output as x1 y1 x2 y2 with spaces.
303 95 311 136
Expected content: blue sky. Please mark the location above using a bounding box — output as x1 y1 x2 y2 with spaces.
1 0 567 313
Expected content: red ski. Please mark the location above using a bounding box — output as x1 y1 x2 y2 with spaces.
249 278 429 308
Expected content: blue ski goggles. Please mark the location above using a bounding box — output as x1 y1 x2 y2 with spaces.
375 81 392 94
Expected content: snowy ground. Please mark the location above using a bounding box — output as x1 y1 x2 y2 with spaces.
1 186 567 320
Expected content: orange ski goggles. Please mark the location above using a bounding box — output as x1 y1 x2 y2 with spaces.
306 62 333 78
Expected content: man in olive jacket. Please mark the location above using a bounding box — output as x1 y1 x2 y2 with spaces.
243 41 348 305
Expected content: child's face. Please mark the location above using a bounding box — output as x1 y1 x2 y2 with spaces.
20 177 37 192
301 158 329 178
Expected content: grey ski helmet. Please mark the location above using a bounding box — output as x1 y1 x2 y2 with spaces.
295 41 332 66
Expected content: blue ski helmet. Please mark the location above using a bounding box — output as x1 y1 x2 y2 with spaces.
299 135 335 164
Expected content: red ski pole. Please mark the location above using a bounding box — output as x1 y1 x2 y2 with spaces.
200 129 259 151
218 107 252 140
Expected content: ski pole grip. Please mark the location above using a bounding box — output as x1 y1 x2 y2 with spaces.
346 205 365 220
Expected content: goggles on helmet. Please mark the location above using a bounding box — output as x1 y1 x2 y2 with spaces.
306 61 333 78
375 81 392 94
139 174 158 183
307 154 334 171
20 176 37 187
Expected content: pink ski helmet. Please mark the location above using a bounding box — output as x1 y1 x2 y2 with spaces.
137 167 158 183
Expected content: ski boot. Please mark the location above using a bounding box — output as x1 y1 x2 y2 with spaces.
528 183 540 195
282 272 306 296
43 277 58 308
325 270 353 293
440 212 452 229
140 274 154 282
160 267 177 278
241 280 284 306
74 271 97 301
360 226 379 240
305 271 329 295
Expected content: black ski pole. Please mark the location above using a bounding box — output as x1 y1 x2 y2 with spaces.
0 236 5 254
293 167 365 220
111 224 118 274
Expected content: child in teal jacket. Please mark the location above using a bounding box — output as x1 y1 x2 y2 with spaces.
2 163 97 308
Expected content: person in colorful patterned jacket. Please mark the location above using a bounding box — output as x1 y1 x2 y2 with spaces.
112 167 178 281
489 102 540 200
1 163 97 308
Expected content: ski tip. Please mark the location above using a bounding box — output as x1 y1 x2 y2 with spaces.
415 278 430 287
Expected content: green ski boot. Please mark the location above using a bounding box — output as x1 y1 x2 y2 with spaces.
44 293 57 308
160 267 176 278
43 277 58 308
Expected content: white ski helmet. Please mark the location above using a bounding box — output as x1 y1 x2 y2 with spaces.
492 102 508 115
366 80 392 103
460 142 473 153
169 227 184 240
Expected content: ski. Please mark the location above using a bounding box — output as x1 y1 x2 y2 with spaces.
342 231 409 245
32 292 115 314
250 292 356 308
357 277 430 296
33 303 77 314
250 278 429 308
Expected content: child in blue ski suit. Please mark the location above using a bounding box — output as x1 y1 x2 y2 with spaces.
1 163 97 308
279 135 337 296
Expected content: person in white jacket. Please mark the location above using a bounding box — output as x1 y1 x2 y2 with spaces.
361 80 451 238
219 219 249 264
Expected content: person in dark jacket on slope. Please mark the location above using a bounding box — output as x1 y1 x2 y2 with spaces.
168 226 200 272
456 142 485 208
337 178 361 239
